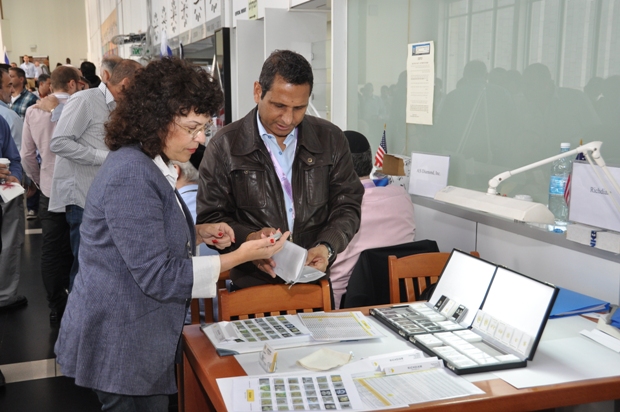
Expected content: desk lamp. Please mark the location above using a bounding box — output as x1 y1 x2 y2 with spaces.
434 141 620 224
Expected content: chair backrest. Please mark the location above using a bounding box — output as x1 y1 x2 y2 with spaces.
388 251 480 303
218 279 331 321
189 270 230 324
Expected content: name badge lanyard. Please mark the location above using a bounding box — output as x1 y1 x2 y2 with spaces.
264 143 295 230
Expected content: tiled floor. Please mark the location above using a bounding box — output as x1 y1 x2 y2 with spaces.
0 215 103 411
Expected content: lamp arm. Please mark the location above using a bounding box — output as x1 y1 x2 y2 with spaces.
487 141 603 195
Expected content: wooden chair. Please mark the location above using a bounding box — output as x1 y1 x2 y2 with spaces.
218 279 331 321
388 251 480 303
189 270 230 324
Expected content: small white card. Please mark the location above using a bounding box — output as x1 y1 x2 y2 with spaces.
408 152 450 198
569 162 620 232
369 349 424 371
258 344 278 373
383 357 442 375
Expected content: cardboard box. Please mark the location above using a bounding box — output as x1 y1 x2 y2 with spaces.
378 154 411 192
566 223 620 254
382 154 409 176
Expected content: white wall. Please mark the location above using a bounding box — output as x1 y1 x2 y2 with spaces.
2 0 88 66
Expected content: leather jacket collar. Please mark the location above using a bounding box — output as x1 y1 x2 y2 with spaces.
230 107 325 156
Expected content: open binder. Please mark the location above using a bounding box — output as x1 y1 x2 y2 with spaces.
372 249 558 374
370 250 497 338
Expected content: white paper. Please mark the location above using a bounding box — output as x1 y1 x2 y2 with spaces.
298 312 384 341
352 368 484 408
202 315 318 354
580 329 620 353
408 152 450 198
0 182 25 203
406 41 435 125
568 162 620 232
297 348 353 371
230 372 366 411
494 336 620 388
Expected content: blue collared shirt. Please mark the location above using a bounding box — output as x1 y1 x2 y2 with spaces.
257 111 297 232
0 100 23 151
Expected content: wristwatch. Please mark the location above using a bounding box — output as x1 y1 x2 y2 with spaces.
316 242 335 263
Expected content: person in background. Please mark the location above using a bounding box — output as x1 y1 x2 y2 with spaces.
49 59 142 291
100 56 122 84
0 201 3 386
0 115 26 313
3 66 38 220
20 66 81 325
198 49 363 294
33 73 51 98
20 55 36 90
172 147 219 259
172 148 220 324
55 57 289 412
0 67 24 152
9 67 38 118
329 130 416 309
80 61 101 88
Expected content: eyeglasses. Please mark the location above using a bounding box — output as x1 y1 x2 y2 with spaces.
175 119 213 140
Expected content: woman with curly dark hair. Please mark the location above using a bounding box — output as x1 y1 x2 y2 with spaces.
55 58 290 412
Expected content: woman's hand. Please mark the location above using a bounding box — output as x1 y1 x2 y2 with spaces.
196 222 235 249
219 231 290 274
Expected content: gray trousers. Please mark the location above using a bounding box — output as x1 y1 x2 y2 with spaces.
0 195 24 304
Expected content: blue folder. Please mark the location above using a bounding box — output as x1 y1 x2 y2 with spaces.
549 288 610 318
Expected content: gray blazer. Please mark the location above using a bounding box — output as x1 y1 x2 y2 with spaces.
55 145 197 395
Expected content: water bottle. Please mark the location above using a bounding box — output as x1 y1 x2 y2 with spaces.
548 143 572 232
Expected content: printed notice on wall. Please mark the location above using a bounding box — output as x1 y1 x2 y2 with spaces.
406 41 435 125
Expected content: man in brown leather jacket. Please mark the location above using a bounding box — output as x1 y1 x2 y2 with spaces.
197 50 363 290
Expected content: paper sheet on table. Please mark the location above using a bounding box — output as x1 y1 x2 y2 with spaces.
298 311 384 341
298 348 352 371
580 329 620 352
494 336 620 388
228 371 367 411
352 368 484 408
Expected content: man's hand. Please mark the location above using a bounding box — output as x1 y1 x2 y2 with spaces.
305 244 330 273
0 164 17 183
34 95 59 112
248 228 281 277
196 222 235 250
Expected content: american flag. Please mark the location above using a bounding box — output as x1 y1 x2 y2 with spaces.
564 174 571 205
374 128 388 168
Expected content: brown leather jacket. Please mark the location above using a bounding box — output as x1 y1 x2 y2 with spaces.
197 108 364 287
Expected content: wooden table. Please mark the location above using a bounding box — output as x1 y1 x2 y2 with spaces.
180 313 620 412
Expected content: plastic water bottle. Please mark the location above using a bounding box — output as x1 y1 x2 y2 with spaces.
548 143 572 232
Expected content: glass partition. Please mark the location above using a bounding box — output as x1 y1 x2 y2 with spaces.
348 0 620 203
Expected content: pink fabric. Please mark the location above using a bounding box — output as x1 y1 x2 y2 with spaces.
20 96 67 197
330 179 416 309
